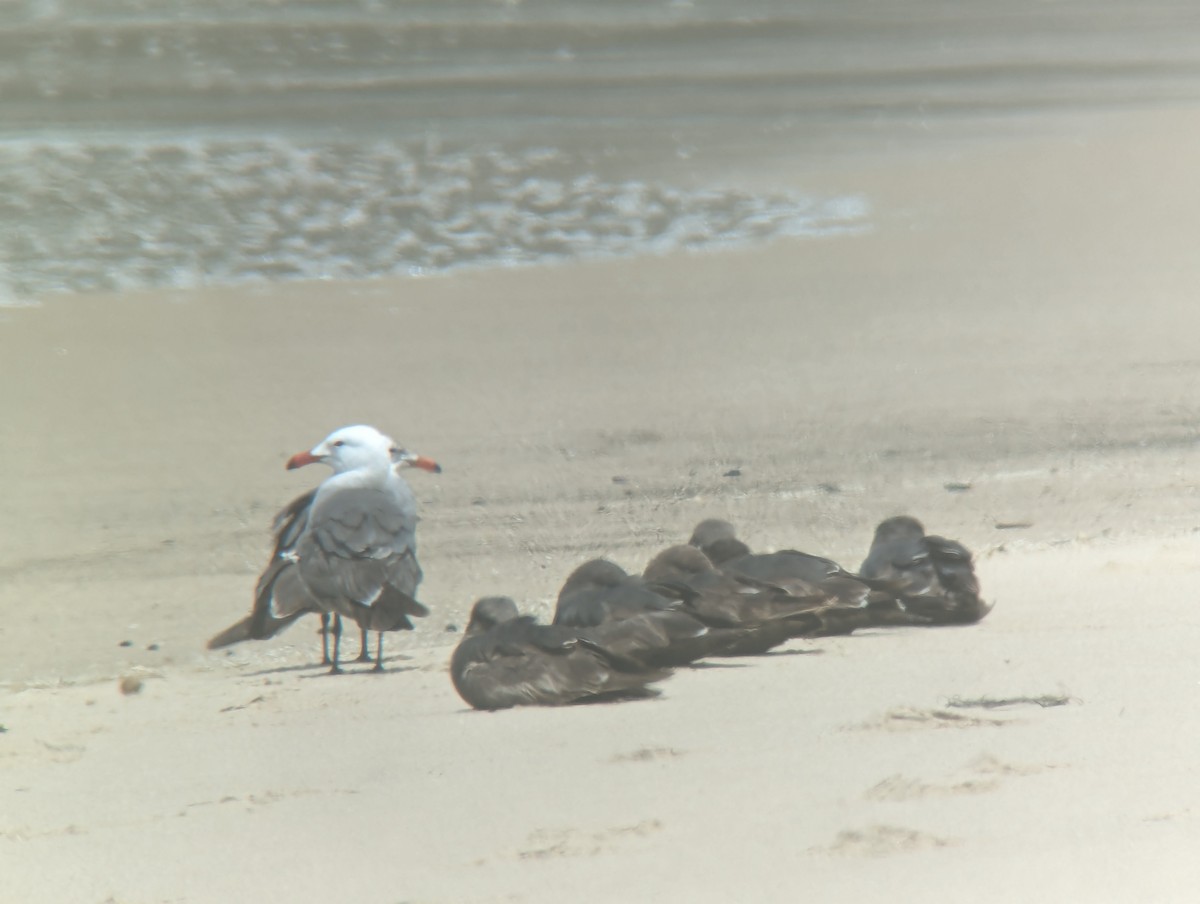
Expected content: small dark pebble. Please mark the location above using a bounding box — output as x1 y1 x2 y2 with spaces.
944 482 973 492
0 724 7 734
118 640 132 647
816 482 841 494
471 497 487 506
444 624 459 633
611 476 629 485
147 644 159 652
723 469 742 478
995 521 1033 530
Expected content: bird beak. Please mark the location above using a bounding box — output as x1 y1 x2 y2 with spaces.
286 450 322 470
394 450 442 473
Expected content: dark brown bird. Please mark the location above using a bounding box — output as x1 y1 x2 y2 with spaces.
689 519 853 594
689 519 856 595
450 597 672 710
858 516 992 625
688 518 751 566
684 519 929 632
554 558 681 627
552 558 750 665
644 545 873 647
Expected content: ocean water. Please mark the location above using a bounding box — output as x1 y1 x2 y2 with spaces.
3 0 1197 304
0 138 869 302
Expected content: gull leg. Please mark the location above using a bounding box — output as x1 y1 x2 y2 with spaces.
327 614 343 675
369 629 384 672
320 613 332 665
355 627 373 663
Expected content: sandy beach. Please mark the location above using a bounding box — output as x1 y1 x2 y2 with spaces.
5 99 1200 900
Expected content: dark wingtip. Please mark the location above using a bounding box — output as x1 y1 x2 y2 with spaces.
403 594 432 618
206 616 255 650
968 597 996 623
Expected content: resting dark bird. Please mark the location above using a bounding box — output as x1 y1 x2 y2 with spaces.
554 558 680 627
207 425 440 673
644 545 872 648
450 597 672 710
688 518 752 566
552 558 753 665
688 519 856 595
684 519 929 632
858 516 992 625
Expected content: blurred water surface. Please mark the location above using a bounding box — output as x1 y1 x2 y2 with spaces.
3 0 1197 302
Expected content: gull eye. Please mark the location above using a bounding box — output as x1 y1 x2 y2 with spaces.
332 440 345 447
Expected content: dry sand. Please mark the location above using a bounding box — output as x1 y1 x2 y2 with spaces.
5 106 1200 901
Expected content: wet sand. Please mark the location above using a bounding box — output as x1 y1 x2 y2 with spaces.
5 105 1200 900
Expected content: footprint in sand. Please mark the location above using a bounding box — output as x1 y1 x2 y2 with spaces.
36 739 88 764
865 773 1001 802
609 746 685 764
1 823 86 841
177 787 358 817
846 706 1014 732
945 693 1074 711
821 824 955 858
968 752 1059 777
846 693 1074 733
864 754 1057 803
517 820 664 860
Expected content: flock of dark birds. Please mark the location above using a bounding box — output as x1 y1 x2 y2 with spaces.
208 425 993 711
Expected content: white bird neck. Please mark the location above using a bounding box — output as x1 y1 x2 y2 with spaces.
325 461 395 491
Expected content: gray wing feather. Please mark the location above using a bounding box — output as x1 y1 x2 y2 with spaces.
297 484 428 631
311 487 417 559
